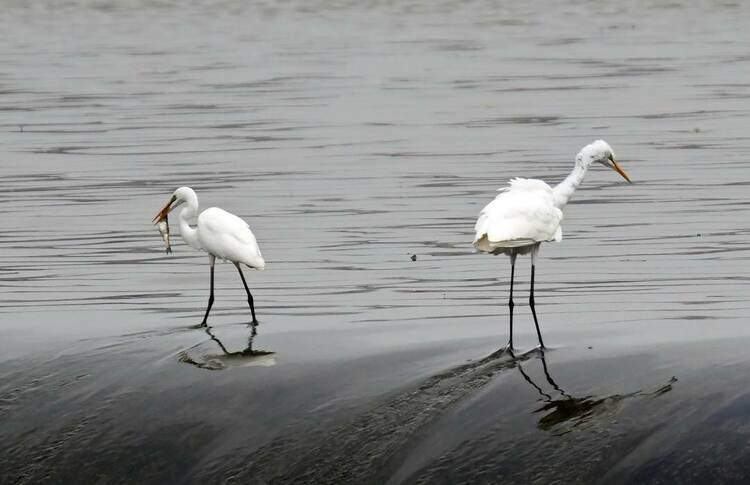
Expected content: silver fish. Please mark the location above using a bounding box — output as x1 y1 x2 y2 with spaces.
157 217 171 254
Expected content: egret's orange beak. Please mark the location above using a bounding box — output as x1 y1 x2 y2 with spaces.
609 157 632 183
152 195 177 224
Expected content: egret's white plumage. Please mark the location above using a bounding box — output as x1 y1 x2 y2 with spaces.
195 207 265 269
153 186 265 324
473 140 631 349
473 178 562 255
163 187 265 270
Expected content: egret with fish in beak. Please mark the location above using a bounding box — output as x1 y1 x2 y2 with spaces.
153 187 265 325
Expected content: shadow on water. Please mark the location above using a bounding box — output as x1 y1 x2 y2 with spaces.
513 348 678 435
212 342 523 483
178 322 275 371
215 343 676 484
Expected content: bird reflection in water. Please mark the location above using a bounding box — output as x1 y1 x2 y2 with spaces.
179 322 275 371
511 348 677 434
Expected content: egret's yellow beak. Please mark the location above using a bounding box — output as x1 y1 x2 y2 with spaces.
609 156 631 183
152 195 177 224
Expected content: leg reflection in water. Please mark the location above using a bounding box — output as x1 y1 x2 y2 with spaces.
511 348 677 433
179 321 275 371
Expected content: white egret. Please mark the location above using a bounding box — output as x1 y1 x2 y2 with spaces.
473 140 631 350
153 186 265 325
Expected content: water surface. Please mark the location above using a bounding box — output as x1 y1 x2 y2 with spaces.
2 0 750 483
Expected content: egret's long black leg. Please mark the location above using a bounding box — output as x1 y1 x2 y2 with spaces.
200 256 216 326
507 254 517 351
529 263 546 349
235 263 258 324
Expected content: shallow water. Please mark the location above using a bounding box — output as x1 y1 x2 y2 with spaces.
2 0 750 483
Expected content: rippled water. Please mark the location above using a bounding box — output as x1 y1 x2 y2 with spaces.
2 0 750 483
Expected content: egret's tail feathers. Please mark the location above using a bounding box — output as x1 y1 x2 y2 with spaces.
473 235 495 253
244 248 265 270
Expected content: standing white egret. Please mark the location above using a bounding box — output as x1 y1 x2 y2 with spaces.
473 140 631 350
153 186 265 325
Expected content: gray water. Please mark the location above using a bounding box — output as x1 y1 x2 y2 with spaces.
2 1 750 483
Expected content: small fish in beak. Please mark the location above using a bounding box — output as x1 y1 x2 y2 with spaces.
153 194 177 254
157 217 171 254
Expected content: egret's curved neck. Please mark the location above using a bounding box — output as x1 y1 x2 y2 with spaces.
177 193 201 250
553 155 589 209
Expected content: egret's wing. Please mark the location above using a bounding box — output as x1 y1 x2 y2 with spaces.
198 208 266 269
473 178 562 252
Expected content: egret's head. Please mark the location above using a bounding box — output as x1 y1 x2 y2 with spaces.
579 140 631 183
152 186 192 224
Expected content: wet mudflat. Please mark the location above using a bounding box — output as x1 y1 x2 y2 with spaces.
2 0 750 483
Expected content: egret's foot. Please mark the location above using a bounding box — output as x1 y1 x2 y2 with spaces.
502 343 517 357
251 318 259 326
518 347 541 358
486 343 515 359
